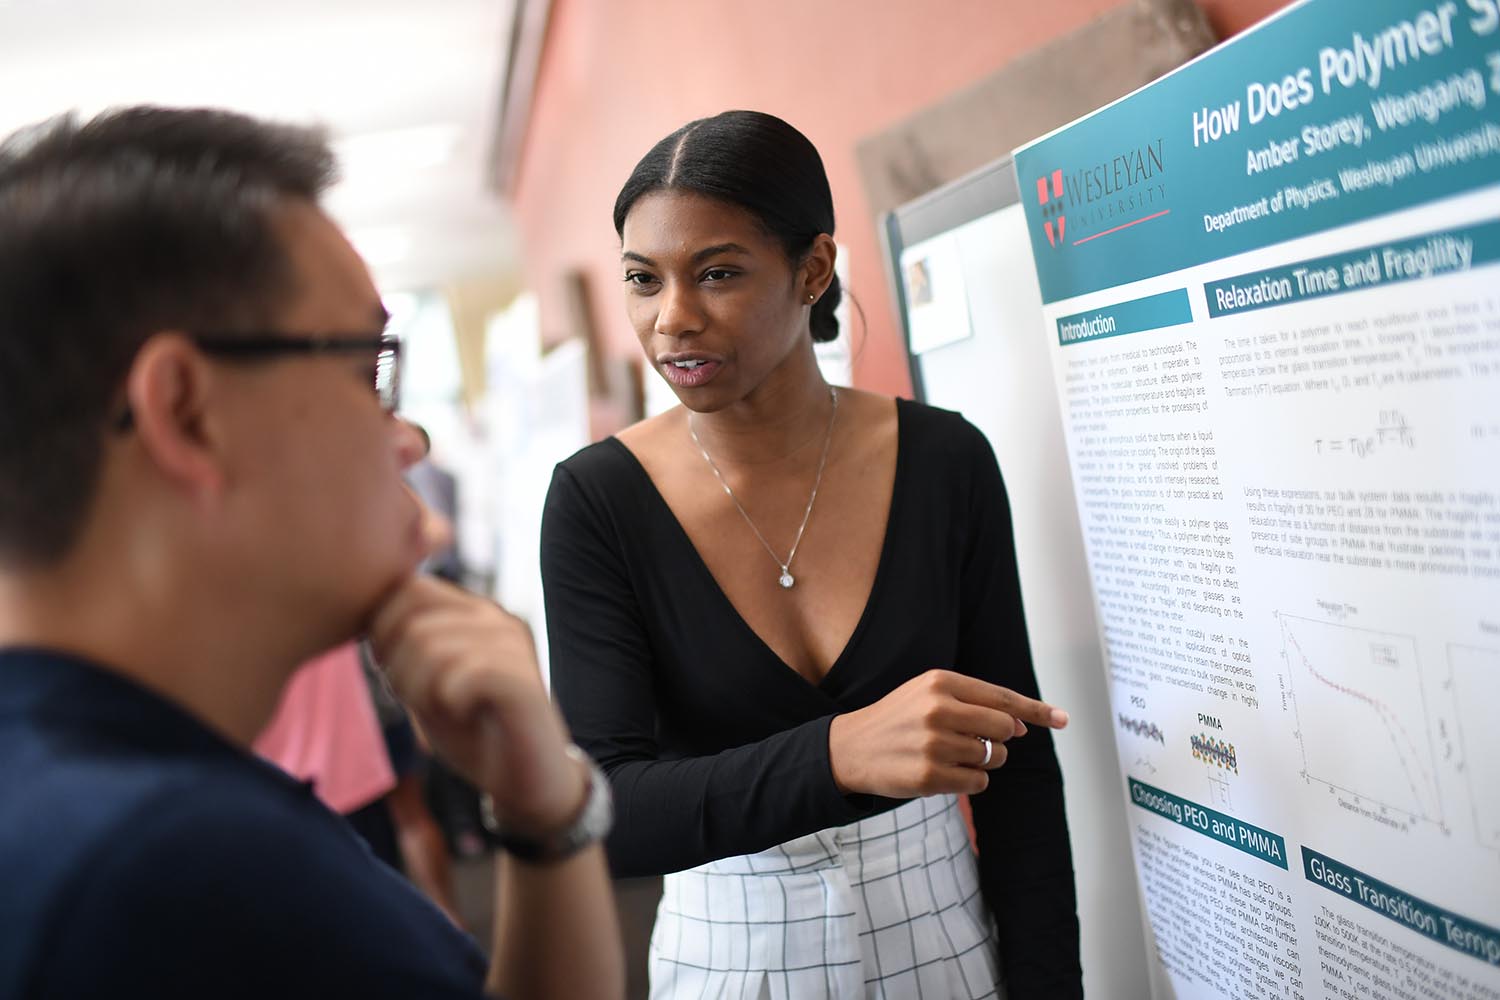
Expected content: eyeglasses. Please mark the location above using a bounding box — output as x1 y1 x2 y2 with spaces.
190 333 403 414
113 332 402 431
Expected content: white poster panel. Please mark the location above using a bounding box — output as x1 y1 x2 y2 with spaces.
1015 1 1500 997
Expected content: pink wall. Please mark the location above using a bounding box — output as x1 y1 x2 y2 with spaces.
1197 0 1296 40
511 0 1295 404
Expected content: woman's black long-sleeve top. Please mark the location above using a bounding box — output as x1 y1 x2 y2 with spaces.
541 399 1082 996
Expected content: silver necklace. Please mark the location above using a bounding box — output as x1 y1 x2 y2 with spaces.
688 386 838 590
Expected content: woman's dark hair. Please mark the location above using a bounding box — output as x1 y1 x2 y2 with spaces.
613 110 842 343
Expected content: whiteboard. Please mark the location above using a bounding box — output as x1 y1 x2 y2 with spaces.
884 159 1153 999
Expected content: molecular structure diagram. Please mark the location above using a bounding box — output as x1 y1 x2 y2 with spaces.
1118 715 1165 744
1191 733 1238 773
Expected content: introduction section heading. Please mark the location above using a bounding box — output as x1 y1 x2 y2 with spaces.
1057 289 1194 346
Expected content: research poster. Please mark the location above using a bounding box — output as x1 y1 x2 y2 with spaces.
1015 1 1500 997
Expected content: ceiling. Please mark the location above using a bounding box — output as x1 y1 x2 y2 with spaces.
0 0 522 293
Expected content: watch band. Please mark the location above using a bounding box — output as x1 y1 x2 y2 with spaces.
479 745 613 865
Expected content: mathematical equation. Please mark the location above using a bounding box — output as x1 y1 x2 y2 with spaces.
1314 410 1415 458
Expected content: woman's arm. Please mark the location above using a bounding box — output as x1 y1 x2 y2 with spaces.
954 425 1084 999
541 463 876 876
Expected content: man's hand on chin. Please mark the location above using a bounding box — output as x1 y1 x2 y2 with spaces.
366 574 588 840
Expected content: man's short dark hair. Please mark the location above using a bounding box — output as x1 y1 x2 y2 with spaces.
0 106 337 566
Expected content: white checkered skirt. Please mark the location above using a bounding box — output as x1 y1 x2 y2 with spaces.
649 794 1003 999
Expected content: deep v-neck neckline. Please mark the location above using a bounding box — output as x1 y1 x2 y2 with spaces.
607 400 909 694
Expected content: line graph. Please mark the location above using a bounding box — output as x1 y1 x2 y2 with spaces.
1449 643 1500 850
1281 614 1441 823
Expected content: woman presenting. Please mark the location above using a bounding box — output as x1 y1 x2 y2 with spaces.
542 110 1082 999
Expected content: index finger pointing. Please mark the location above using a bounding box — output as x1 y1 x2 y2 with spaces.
947 674 1069 729
1003 691 1068 729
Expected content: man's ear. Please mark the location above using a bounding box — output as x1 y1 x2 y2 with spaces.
123 334 227 498
800 233 838 300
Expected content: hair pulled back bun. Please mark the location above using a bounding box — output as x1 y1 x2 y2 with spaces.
614 110 841 343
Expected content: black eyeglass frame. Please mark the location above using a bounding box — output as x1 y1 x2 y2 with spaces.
190 333 403 413
113 332 402 430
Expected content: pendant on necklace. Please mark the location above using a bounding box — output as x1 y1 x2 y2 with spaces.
778 571 795 589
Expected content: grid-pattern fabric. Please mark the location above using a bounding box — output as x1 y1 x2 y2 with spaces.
649 795 1003 999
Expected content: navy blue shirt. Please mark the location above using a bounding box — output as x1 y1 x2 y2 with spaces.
0 648 489 999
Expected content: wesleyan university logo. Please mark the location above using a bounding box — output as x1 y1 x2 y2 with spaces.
1035 169 1066 249
1035 139 1169 251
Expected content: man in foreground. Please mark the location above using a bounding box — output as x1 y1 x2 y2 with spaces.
0 106 622 999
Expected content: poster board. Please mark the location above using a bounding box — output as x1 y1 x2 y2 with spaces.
884 162 1154 999
887 1 1500 996
1010 0 1500 996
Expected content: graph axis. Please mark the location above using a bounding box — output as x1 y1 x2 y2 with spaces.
1448 641 1500 853
1279 612 1443 827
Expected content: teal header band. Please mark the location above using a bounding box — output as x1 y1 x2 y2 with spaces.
1302 847 1500 966
1204 217 1500 316
1056 288 1195 345
1127 778 1289 868
1015 0 1500 303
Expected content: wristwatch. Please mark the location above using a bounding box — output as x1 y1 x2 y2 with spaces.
479 745 613 865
